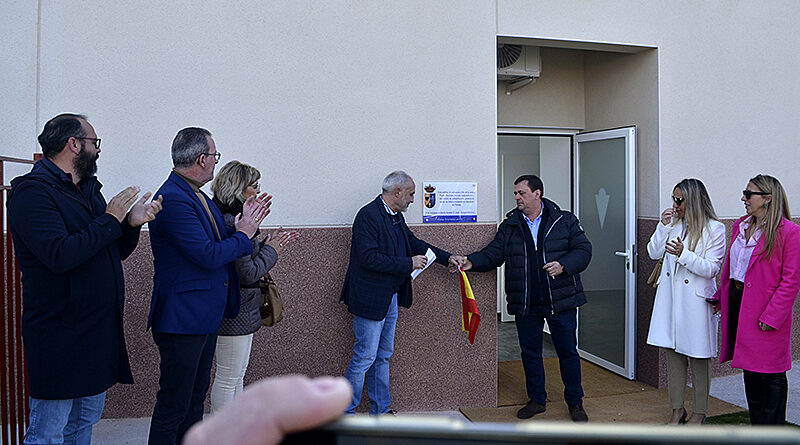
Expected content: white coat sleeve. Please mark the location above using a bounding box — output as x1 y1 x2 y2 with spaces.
647 222 671 260
676 222 726 279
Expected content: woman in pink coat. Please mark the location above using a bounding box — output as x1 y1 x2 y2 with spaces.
714 174 800 425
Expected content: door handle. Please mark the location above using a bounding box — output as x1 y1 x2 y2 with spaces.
615 250 631 270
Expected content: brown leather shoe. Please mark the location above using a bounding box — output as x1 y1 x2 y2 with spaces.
517 401 546 419
568 403 588 422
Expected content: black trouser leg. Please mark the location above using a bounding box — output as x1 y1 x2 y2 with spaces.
728 284 743 350
148 332 217 445
744 370 788 425
743 371 764 424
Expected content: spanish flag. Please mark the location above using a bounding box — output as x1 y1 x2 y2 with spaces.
459 267 480 344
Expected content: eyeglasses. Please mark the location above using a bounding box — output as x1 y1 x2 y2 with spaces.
671 196 684 206
248 182 260 191
742 190 770 199
200 152 221 162
76 137 101 150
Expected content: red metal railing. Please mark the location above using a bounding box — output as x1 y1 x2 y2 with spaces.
1 155 36 445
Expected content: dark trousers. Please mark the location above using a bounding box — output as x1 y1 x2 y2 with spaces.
148 332 217 445
744 370 788 425
728 281 744 350
516 307 584 405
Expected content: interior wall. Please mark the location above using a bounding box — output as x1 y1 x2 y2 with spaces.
497 47 585 129
539 136 571 211
497 135 539 218
583 50 660 218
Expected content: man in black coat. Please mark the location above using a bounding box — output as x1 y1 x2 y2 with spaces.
7 114 162 443
453 175 592 422
340 170 452 415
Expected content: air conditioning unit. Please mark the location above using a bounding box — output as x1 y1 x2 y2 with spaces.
497 45 541 80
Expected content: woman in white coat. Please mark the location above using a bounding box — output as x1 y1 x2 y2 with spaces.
646 178 726 425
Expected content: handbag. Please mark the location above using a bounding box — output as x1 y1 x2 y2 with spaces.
259 273 285 326
646 257 664 289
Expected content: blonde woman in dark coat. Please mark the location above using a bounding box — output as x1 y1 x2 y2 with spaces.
209 161 298 412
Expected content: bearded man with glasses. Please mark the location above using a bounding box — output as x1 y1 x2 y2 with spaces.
8 113 162 444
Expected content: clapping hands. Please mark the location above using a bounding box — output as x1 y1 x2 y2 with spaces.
266 227 300 253
236 193 272 238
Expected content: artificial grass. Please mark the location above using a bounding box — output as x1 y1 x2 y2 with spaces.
705 411 799 428
704 411 750 425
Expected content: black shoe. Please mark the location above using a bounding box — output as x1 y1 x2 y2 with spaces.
382 409 397 416
517 401 546 419
568 403 588 422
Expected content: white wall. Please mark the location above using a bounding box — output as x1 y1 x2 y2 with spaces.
5 0 497 226
6 1 800 224
1 0 38 181
498 0 800 218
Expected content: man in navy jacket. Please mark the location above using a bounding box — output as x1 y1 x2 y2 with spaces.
340 171 453 414
147 127 268 444
8 113 162 443
452 175 592 422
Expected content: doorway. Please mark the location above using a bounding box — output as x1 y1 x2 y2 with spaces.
496 129 637 379
496 133 570 364
496 36 658 382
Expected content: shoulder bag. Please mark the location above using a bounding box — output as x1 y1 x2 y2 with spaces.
259 273 285 326
646 257 664 289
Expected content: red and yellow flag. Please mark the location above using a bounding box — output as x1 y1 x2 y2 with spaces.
459 267 480 344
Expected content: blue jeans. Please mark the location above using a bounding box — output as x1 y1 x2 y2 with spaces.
344 294 398 415
25 392 105 445
516 307 584 405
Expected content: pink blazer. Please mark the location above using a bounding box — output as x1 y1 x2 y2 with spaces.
715 217 800 373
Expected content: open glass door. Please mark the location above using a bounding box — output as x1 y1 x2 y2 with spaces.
574 127 636 379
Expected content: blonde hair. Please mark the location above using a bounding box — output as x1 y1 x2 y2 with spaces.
211 160 261 207
749 174 791 258
673 178 718 252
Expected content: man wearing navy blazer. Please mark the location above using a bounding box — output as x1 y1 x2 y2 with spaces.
340 170 453 415
8 114 162 443
147 127 269 445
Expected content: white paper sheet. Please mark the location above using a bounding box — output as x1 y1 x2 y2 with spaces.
410 248 437 280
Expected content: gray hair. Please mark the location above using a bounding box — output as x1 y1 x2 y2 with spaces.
172 127 212 168
382 170 413 192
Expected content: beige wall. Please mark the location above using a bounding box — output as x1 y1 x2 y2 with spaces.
1 0 38 174
7 1 799 222
497 47 585 129
498 0 800 219
584 50 660 217
5 0 498 226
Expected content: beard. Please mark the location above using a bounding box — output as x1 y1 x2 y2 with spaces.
73 144 99 179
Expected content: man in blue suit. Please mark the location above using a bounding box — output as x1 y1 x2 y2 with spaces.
340 170 453 415
147 127 269 444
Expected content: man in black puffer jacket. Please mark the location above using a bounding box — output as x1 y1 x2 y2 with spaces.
453 175 592 422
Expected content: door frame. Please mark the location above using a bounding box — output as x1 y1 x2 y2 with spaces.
573 126 637 379
497 127 578 323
